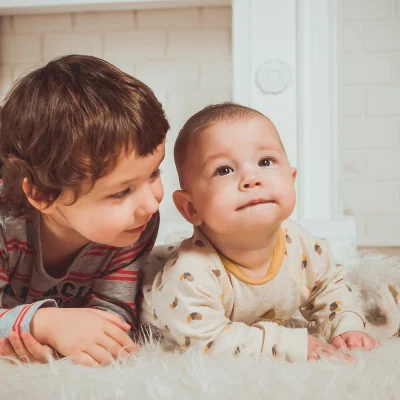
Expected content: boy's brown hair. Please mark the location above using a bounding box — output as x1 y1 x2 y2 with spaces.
0 55 169 213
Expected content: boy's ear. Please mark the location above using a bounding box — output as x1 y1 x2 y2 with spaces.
22 178 54 214
291 167 297 182
173 190 202 226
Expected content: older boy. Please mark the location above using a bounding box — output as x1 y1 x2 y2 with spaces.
0 55 169 366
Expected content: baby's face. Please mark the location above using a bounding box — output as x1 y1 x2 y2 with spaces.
185 115 296 236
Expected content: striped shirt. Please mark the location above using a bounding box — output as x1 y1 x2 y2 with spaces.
0 206 159 338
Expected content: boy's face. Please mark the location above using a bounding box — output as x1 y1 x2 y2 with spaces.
45 141 165 247
184 116 296 236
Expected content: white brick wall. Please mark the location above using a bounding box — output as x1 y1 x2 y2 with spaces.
5 4 398 247
340 0 400 245
0 7 232 232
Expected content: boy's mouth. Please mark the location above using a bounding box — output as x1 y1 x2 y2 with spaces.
124 223 147 234
236 199 272 211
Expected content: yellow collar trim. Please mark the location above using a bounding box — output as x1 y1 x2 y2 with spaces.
218 229 286 285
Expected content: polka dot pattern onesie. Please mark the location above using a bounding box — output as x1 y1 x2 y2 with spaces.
141 219 366 362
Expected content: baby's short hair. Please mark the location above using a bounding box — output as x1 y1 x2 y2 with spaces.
174 103 262 188
0 55 170 213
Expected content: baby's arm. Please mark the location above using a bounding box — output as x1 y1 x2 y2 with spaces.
144 253 308 362
299 235 367 342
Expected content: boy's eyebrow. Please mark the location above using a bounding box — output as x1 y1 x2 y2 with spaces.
110 154 165 189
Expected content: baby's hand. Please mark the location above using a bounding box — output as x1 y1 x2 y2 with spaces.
331 331 380 350
307 334 356 363
0 332 53 364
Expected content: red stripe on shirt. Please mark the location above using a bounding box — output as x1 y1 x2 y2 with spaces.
28 287 42 296
110 252 142 268
100 276 138 282
14 303 35 335
0 309 11 318
6 239 33 250
7 245 34 255
112 242 145 262
83 245 115 258
108 269 138 276
12 304 28 333
6 238 29 246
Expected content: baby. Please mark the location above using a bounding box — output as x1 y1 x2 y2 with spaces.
141 103 379 362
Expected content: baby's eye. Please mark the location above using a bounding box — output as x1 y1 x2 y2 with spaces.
111 188 131 199
259 158 274 167
216 166 234 176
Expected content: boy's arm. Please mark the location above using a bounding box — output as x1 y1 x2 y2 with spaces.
299 237 365 342
86 212 159 331
0 233 56 338
143 251 308 362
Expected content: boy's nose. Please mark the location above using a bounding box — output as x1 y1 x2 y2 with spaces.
240 176 263 191
135 194 159 218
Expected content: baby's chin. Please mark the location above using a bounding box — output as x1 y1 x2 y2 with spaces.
207 217 285 237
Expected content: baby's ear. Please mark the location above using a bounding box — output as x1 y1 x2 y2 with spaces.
21 178 55 213
291 167 297 182
173 190 202 226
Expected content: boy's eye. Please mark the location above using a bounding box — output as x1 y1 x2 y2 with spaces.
111 188 131 199
259 158 274 167
216 166 233 176
151 169 162 179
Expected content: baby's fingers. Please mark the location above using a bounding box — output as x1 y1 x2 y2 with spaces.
8 332 34 363
21 332 53 362
361 335 380 350
331 336 347 349
0 337 18 361
345 335 363 350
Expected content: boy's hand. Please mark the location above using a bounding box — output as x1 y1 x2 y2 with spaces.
0 332 53 363
308 334 356 363
331 331 380 350
31 308 139 366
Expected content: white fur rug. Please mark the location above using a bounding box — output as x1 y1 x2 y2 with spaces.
1 247 400 400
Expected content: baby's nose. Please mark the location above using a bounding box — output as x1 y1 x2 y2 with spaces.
240 176 263 190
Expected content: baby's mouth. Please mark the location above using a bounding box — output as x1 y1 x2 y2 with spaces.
236 199 273 211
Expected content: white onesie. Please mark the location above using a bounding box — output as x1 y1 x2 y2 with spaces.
141 219 366 362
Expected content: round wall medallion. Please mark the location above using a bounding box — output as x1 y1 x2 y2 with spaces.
255 60 293 95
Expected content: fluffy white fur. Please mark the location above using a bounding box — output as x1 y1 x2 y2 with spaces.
1 247 400 400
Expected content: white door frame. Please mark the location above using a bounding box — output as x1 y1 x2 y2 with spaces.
232 0 355 245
